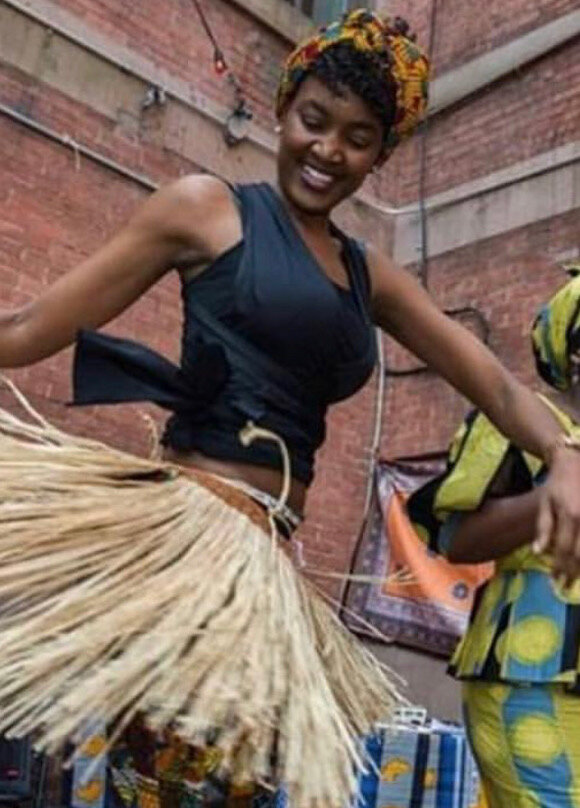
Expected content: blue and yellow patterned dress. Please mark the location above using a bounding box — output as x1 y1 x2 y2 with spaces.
408 397 580 808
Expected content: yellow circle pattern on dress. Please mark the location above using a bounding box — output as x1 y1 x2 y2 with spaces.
79 734 107 758
509 616 561 665
508 714 563 765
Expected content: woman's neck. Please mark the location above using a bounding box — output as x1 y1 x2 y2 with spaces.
272 181 331 237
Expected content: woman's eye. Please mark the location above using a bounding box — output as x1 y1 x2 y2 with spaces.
349 139 372 149
301 115 324 130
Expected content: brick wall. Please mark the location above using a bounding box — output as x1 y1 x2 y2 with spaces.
0 0 578 614
381 210 579 459
380 0 578 72
47 0 288 132
0 106 180 446
370 0 580 205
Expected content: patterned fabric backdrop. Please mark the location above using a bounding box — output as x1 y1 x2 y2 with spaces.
342 460 493 656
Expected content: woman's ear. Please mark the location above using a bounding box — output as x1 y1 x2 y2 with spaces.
275 108 289 135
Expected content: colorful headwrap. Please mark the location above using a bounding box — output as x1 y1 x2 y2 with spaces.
531 263 580 390
276 8 430 156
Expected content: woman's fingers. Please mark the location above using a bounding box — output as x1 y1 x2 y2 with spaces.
533 491 553 555
535 458 580 587
566 511 580 586
550 510 576 586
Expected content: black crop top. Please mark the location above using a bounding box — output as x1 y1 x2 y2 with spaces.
73 182 377 484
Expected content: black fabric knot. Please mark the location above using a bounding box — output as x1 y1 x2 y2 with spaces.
71 329 229 417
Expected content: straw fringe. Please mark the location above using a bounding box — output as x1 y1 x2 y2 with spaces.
0 378 403 807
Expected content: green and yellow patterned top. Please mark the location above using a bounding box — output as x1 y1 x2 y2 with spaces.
408 396 580 691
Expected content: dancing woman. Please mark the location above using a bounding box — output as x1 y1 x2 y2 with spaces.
0 9 578 807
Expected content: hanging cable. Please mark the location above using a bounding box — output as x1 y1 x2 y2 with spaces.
385 0 491 377
417 0 439 288
384 305 491 377
188 0 252 144
189 0 228 74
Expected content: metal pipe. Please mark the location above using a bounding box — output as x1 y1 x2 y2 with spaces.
417 0 439 288
362 329 385 521
0 101 160 190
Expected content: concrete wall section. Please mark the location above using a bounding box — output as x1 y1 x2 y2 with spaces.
395 141 580 265
369 642 462 723
228 0 313 43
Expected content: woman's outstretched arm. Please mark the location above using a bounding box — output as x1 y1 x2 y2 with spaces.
0 174 235 367
368 247 580 584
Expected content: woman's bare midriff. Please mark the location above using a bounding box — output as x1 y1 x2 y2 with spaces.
162 447 307 515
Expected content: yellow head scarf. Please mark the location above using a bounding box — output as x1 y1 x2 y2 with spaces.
276 8 430 157
531 264 580 390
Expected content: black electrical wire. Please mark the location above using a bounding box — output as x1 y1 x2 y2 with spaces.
385 0 491 377
384 305 491 377
189 0 228 71
188 0 250 113
417 0 439 288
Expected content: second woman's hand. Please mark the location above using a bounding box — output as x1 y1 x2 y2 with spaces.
535 445 580 586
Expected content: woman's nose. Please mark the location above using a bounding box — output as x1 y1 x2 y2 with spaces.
311 133 344 164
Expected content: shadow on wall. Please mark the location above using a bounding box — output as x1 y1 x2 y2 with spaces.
365 639 462 723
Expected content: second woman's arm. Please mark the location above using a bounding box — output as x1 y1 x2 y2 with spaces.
446 491 540 564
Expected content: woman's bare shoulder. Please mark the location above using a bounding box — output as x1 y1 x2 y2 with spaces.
361 241 410 312
158 173 236 229
150 174 242 261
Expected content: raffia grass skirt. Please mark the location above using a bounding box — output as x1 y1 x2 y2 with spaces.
0 384 402 807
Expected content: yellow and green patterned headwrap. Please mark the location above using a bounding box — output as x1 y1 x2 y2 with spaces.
276 8 430 157
531 264 580 390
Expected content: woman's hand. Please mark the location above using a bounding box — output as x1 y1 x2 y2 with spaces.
534 446 580 585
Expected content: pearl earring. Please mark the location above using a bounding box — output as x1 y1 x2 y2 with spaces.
274 124 282 134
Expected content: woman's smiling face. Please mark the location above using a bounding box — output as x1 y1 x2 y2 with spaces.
276 76 385 217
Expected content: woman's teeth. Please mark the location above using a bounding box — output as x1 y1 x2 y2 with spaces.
301 164 335 191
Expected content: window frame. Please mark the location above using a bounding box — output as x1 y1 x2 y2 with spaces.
227 0 314 44
283 0 372 24
227 0 374 44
